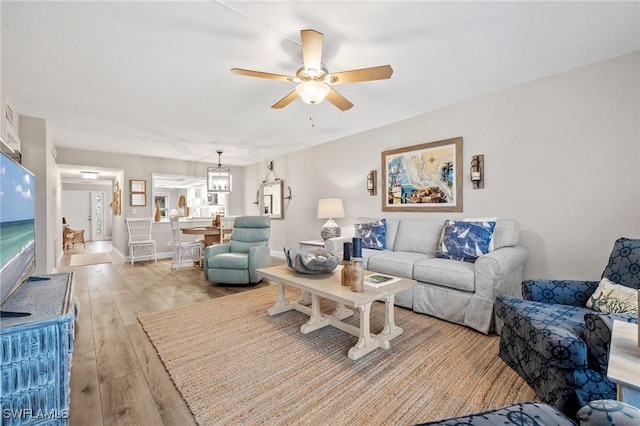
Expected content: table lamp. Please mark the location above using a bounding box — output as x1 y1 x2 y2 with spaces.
317 198 345 240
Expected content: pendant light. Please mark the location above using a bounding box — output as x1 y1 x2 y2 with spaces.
207 151 232 193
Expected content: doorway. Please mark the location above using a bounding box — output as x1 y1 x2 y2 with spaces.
62 191 107 241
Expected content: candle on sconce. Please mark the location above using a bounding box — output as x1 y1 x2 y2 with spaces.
471 172 481 181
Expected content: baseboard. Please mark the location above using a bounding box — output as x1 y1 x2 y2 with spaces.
271 249 285 259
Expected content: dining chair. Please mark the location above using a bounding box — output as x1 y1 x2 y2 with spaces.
126 218 157 265
170 217 202 270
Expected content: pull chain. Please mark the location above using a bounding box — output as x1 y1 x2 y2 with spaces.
309 105 315 128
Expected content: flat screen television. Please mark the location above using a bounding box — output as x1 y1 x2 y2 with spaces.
0 152 36 316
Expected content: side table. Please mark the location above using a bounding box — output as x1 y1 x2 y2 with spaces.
298 240 325 249
607 320 640 408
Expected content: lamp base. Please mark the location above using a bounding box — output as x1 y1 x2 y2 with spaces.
320 218 341 240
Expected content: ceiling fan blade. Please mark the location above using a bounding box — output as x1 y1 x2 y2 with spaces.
231 68 294 82
300 29 323 73
327 65 394 84
271 90 299 109
325 88 353 111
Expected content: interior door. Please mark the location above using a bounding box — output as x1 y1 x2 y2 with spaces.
62 191 92 241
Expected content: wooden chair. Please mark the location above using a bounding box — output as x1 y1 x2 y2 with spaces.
126 218 157 265
62 225 86 250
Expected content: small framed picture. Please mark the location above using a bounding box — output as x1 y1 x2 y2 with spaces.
130 179 146 193
130 193 146 206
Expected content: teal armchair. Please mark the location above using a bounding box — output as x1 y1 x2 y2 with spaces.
204 216 271 285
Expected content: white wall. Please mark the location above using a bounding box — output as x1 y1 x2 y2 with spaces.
245 52 640 281
20 116 60 275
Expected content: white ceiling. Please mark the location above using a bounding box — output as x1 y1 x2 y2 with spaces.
2 1 639 169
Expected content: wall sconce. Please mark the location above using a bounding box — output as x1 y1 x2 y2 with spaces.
367 170 377 195
470 154 484 189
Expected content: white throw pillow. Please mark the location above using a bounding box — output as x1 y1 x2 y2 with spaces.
585 277 638 314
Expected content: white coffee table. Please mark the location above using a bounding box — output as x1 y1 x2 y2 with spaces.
607 320 640 408
257 264 417 360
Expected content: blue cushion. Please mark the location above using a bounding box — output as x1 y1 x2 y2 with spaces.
436 220 496 262
601 237 640 289
577 399 640 426
414 401 574 425
355 219 386 250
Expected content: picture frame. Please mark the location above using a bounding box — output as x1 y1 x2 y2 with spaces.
382 137 462 212
130 179 146 193
130 193 146 207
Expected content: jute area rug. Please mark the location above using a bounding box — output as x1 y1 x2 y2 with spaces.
138 287 535 425
69 252 112 267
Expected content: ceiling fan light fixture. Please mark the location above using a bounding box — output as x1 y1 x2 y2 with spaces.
295 81 330 105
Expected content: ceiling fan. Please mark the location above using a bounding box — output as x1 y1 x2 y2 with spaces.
231 29 393 111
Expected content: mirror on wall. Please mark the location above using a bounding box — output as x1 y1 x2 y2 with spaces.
259 180 283 219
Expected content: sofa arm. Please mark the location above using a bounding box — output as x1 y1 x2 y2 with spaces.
522 279 599 306
324 236 351 255
205 244 230 258
584 312 638 374
248 246 272 283
474 246 528 299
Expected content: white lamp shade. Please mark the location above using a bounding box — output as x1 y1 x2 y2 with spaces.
295 81 330 105
317 198 345 219
169 209 180 217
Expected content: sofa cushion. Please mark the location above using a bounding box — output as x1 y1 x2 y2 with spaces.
355 219 386 250
415 401 575 426
414 258 475 292
393 219 444 255
209 253 249 269
586 277 638 314
436 220 496 262
367 251 431 279
495 296 591 369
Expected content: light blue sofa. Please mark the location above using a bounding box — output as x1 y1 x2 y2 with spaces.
326 218 528 334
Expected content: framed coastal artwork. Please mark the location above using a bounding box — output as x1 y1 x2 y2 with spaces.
382 137 463 212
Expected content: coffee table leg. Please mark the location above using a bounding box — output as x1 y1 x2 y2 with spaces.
379 294 403 348
332 303 354 320
297 291 312 305
300 293 329 333
348 302 380 360
267 282 294 315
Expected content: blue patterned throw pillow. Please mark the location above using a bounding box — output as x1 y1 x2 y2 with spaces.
355 219 386 250
436 220 496 263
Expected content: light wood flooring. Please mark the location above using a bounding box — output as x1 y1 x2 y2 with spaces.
59 241 284 425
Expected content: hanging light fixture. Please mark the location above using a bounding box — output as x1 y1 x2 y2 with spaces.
295 81 330 105
207 150 232 193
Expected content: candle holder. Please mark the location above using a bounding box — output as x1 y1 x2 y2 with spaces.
470 154 484 189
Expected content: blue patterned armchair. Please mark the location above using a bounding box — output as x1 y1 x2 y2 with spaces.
495 238 639 418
